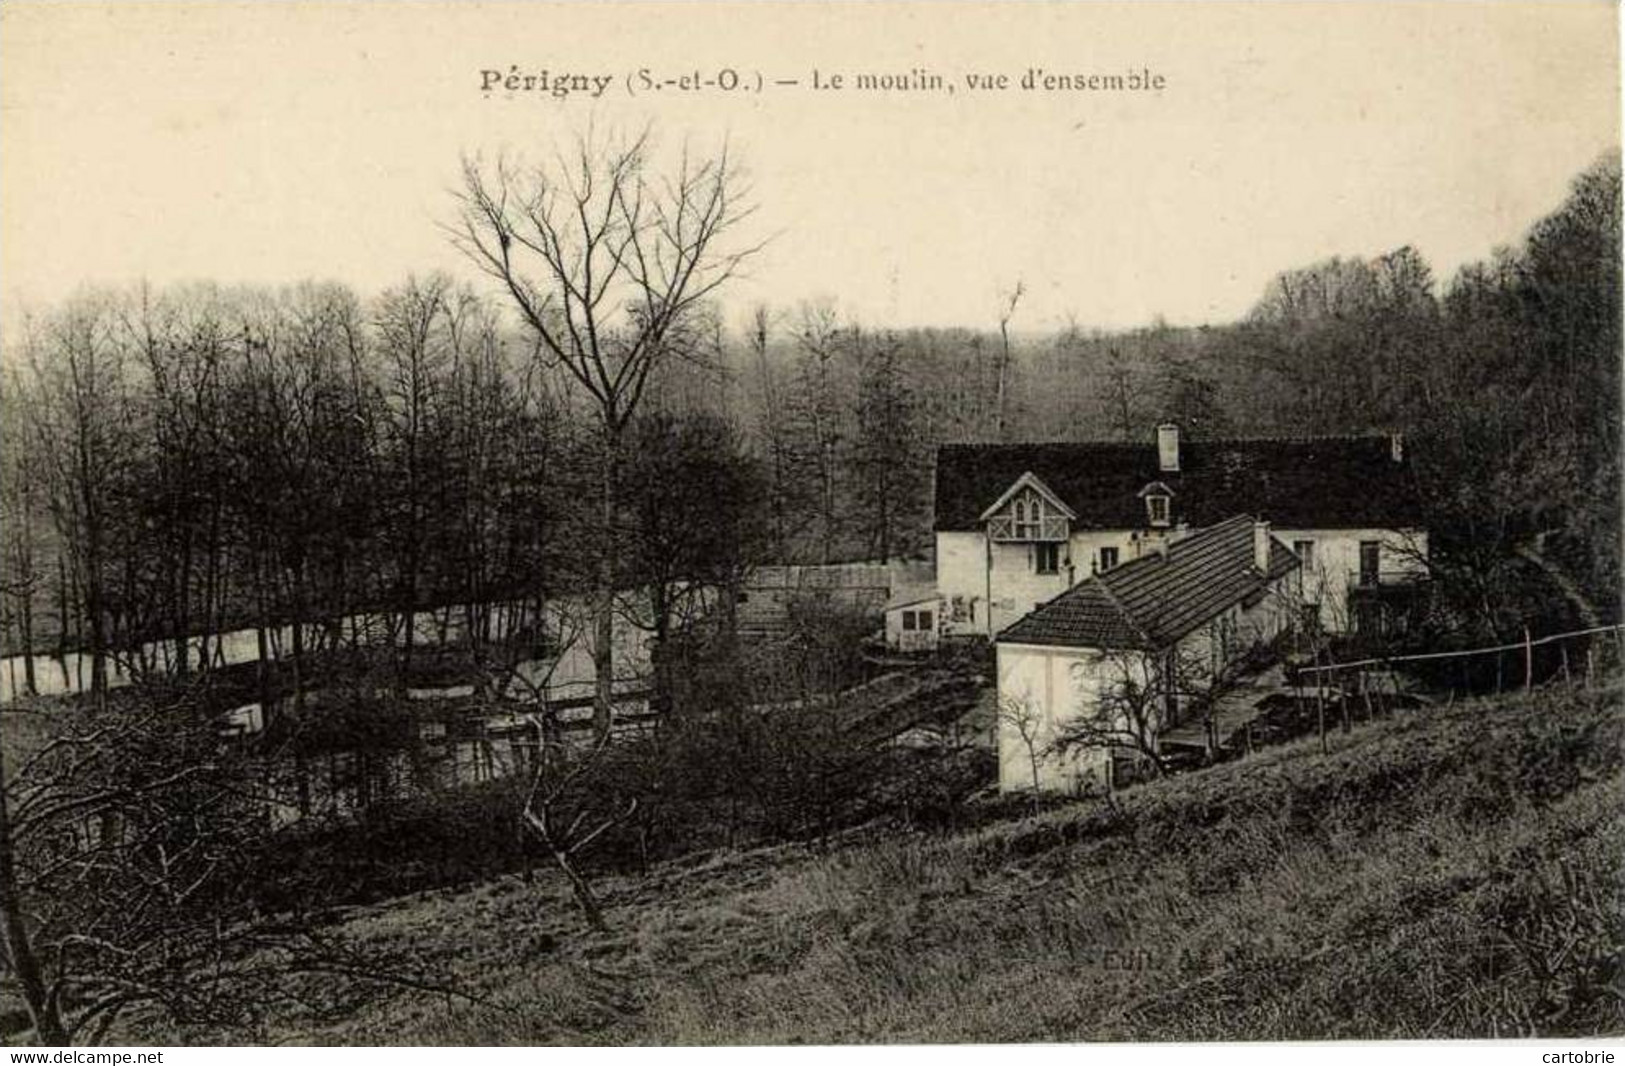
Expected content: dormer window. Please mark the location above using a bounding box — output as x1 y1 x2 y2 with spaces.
981 471 1076 543
1138 480 1175 528
1014 498 1042 539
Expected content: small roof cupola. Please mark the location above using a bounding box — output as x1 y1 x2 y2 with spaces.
1157 422 1181 473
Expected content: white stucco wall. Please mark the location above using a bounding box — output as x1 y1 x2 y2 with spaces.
1274 527 1428 630
885 600 941 651
937 530 1140 637
996 642 1118 794
996 570 1301 793
936 531 989 635
942 526 1427 637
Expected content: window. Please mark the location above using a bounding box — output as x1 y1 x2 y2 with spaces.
1147 494 1170 527
1036 542 1061 574
901 609 934 632
1359 540 1381 585
903 607 942 633
1099 546 1119 572
1013 493 1041 539
1292 539 1316 569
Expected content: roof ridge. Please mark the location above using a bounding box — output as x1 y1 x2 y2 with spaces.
938 431 1393 451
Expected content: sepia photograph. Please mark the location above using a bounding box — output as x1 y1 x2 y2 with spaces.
0 0 1620 1051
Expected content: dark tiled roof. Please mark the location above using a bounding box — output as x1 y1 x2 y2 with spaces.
934 434 1422 532
997 515 1300 651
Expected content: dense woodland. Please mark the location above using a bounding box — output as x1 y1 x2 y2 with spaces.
0 136 1617 1045
0 154 1616 697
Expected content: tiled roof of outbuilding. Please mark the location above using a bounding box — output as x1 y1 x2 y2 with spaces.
996 515 1300 651
934 434 1421 532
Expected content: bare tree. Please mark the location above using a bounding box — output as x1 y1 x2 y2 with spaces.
997 694 1046 814
849 328 924 562
1052 608 1286 779
0 717 68 1044
453 127 760 738
24 297 136 706
0 369 44 698
993 280 1025 439
787 301 848 564
1050 650 1186 779
519 726 639 932
374 275 457 689
1104 346 1138 442
1 681 484 1044
746 305 794 561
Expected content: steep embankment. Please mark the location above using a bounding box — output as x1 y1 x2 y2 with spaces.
199 681 1624 1044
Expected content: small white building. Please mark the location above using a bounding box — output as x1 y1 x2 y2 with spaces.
995 514 1302 795
884 586 942 652
933 424 1428 639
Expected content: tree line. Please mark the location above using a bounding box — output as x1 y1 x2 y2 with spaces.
0 131 1616 1045
3 155 1618 701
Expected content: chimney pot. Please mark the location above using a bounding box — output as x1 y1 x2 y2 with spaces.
1157 423 1180 473
1253 519 1271 573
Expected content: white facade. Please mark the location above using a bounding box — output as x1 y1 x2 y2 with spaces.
940 525 1427 638
1280 527 1429 630
884 596 941 652
997 568 1300 794
996 642 1116 793
938 529 1139 637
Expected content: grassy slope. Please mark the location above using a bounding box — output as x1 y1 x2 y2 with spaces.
214 682 1623 1044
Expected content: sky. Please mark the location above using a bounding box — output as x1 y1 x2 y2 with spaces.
1 1 1619 333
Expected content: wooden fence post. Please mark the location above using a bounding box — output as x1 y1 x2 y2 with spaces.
1315 674 1327 755
1523 627 1533 691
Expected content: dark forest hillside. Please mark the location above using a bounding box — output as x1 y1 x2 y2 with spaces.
0 157 1616 686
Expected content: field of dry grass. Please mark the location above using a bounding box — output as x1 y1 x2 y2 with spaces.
149 680 1622 1045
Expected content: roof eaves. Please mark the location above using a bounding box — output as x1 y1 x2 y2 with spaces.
977 470 1080 522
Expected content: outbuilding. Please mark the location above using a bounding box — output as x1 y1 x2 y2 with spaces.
995 514 1301 794
884 586 942 652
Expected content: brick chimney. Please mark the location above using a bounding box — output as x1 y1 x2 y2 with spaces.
1253 519 1271 573
1157 423 1180 472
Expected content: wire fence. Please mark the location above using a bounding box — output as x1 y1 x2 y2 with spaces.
1297 622 1623 692
1283 622 1622 753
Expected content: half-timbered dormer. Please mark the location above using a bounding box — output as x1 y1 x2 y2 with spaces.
980 471 1076 542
